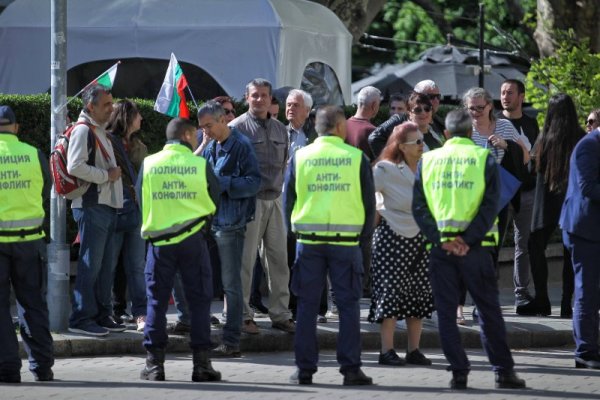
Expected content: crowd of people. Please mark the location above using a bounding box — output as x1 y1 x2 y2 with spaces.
1 73 600 388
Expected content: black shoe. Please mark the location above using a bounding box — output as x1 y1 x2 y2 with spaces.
495 370 526 389
405 349 432 366
289 369 313 384
0 373 21 383
97 316 127 332
450 371 468 390
560 298 573 319
516 298 551 317
342 368 373 386
140 349 165 381
114 312 133 324
32 369 54 381
575 356 600 369
167 321 191 334
192 350 221 382
378 349 406 366
211 344 242 358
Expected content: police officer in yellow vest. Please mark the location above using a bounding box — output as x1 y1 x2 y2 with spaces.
136 118 221 382
412 109 526 390
284 105 375 386
0 105 54 383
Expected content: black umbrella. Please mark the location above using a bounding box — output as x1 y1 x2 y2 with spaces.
352 45 528 103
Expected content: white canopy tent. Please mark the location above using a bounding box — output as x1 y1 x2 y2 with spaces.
0 0 352 105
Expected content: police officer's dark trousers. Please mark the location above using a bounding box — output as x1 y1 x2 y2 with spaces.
292 243 363 373
429 246 514 373
143 231 213 351
0 239 54 375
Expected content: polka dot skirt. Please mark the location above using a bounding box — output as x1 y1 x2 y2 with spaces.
368 218 434 323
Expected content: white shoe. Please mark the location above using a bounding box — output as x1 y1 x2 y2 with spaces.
136 316 146 332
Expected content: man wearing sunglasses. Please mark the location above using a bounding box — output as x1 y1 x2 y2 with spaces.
497 79 540 315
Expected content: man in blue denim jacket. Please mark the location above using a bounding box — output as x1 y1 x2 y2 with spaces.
198 100 261 357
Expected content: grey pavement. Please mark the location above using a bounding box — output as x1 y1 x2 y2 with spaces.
29 252 577 358
4 348 600 400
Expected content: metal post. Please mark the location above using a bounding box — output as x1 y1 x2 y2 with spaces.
49 0 70 332
478 3 485 88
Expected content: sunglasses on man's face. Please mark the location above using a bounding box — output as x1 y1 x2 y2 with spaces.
427 94 441 101
586 118 596 126
411 105 432 114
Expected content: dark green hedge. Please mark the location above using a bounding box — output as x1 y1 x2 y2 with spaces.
0 93 417 155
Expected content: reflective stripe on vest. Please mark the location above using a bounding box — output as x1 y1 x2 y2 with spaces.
291 136 364 246
141 143 216 246
0 134 45 243
421 136 498 247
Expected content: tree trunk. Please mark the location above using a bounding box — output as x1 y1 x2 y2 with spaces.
309 0 386 43
535 0 600 57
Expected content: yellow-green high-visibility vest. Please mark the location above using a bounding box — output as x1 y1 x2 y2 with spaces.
141 143 216 246
291 135 364 246
421 136 498 247
0 133 45 243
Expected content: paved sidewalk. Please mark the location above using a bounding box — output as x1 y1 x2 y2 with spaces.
36 282 574 358
4 348 600 400
18 255 576 357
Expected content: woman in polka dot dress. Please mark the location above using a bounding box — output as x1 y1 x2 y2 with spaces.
368 121 434 367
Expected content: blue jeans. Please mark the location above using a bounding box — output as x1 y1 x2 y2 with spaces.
112 219 147 318
70 205 117 328
213 227 245 347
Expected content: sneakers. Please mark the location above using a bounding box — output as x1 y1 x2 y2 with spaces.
211 343 242 358
114 312 133 324
342 368 373 386
317 315 327 323
166 320 191 334
97 316 127 332
290 369 313 384
136 316 146 332
378 349 406 366
495 370 526 389
272 319 296 333
242 319 259 335
68 322 109 337
405 349 432 366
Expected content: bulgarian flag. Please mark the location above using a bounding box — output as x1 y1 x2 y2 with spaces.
154 53 190 119
94 62 119 89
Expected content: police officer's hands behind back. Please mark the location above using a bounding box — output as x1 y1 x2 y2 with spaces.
441 236 469 256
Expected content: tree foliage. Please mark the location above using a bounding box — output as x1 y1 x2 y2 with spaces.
354 0 538 66
526 30 600 129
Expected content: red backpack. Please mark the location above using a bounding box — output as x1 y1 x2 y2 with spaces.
50 122 110 200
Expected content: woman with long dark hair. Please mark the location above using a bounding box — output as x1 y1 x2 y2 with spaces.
107 99 148 331
521 93 585 317
368 121 434 366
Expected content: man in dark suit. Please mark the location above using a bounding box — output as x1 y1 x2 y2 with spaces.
560 127 600 369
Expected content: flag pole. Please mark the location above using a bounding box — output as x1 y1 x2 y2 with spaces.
53 60 121 113
185 85 199 110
